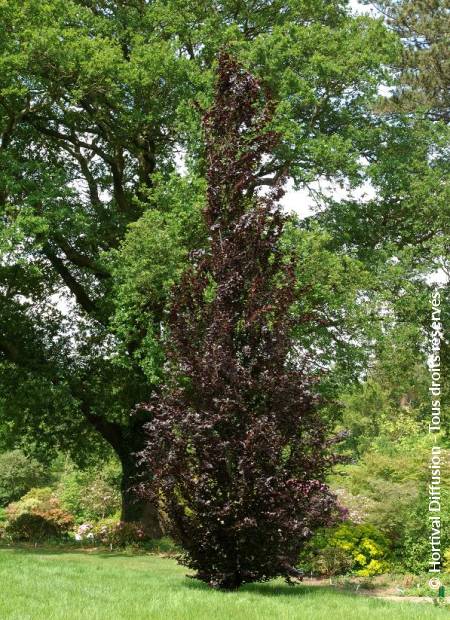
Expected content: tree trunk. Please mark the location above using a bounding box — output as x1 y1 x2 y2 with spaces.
85 410 163 538
119 447 163 538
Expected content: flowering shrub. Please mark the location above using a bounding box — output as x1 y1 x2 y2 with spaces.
5 487 54 519
74 522 95 541
93 519 147 547
73 518 148 547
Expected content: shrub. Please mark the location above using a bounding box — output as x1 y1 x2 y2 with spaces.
6 487 73 541
56 460 121 523
444 549 450 573
312 546 354 577
91 519 148 547
329 442 450 573
0 450 48 506
395 489 450 574
74 522 95 542
370 485 449 574
0 508 7 541
302 523 390 577
6 513 62 541
6 487 54 519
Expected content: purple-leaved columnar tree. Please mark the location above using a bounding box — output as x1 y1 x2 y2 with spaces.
139 53 341 590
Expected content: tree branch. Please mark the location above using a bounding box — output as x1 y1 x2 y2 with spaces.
25 117 114 166
0 323 132 453
82 407 125 455
54 235 111 279
42 244 102 320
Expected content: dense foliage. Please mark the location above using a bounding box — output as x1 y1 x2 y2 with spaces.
369 0 449 121
0 0 397 530
0 450 49 506
5 487 73 541
303 522 390 577
0 0 447 582
56 459 121 523
140 55 342 590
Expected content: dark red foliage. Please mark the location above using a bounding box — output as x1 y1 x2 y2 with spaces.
140 53 339 590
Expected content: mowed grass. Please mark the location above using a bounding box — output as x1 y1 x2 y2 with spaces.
0 548 446 620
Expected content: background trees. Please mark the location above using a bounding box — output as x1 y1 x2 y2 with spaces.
0 0 395 532
369 0 449 121
0 450 48 506
0 0 447 545
0 0 447 578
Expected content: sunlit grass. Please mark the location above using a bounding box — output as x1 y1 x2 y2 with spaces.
0 548 446 619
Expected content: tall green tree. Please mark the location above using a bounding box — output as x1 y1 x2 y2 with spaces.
370 0 449 121
0 0 394 532
320 0 449 407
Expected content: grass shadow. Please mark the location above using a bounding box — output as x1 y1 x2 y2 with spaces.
242 583 357 599
181 576 347 600
0 544 136 558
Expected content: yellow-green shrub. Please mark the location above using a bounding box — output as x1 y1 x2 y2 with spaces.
444 549 450 573
302 523 390 576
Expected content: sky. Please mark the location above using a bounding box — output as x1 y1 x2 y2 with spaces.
280 179 376 220
280 0 377 220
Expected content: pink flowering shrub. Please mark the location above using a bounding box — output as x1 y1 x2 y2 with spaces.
91 519 147 547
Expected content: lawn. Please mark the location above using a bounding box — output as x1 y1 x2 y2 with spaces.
0 548 446 620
